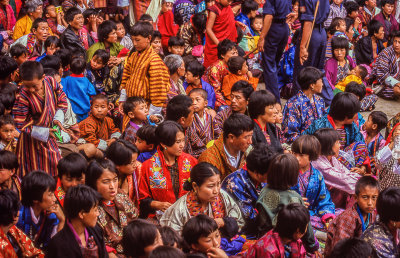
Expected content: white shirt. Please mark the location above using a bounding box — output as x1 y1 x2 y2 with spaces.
223 144 241 168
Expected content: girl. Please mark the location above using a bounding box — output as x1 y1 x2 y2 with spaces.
325 17 348 60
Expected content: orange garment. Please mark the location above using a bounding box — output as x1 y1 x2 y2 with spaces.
222 73 258 104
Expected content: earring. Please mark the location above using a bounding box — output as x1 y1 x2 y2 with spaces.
164 146 167 150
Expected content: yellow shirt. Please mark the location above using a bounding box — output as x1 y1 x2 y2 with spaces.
335 74 363 92
13 15 54 41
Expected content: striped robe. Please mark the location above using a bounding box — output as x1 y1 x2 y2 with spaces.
78 114 120 147
13 76 68 177
374 45 400 99
186 111 213 158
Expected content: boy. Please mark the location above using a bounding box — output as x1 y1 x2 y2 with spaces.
136 125 157 163
0 115 17 153
167 36 185 56
250 15 263 36
55 153 87 208
116 21 133 50
325 176 379 256
0 56 18 88
13 61 68 177
54 48 72 78
186 89 214 158
79 94 121 152
36 36 61 62
222 56 258 105
61 56 97 122
44 4 68 36
17 171 65 249
0 150 21 200
9 43 28 66
183 60 216 110
122 96 149 145
235 0 259 36
85 49 110 94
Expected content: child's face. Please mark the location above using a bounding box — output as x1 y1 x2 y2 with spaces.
69 13 84 31
0 168 13 185
91 99 109 120
144 230 163 256
132 35 151 52
275 103 283 124
294 153 310 170
333 0 343 5
333 48 346 61
81 205 100 228
0 124 15 143
151 37 162 53
90 56 106 70
190 92 207 113
116 23 126 39
240 62 249 75
135 137 153 152
96 169 118 201
382 3 395 15
129 102 149 122
337 21 346 33
45 5 57 18
14 53 27 66
185 71 198 84
116 153 139 176
168 45 184 56
38 188 56 211
252 18 263 32
46 44 59 56
332 140 341 157
366 0 376 8
363 115 377 133
22 76 44 94
193 230 221 253
355 186 379 214
310 78 323 94
349 10 359 19
60 174 85 193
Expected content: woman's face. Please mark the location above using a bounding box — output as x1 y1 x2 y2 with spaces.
222 48 238 63
163 131 185 158
30 5 43 19
33 22 50 42
332 140 341 157
96 169 118 201
259 104 277 124
333 48 346 61
151 37 162 53
194 174 221 204
116 153 139 176
177 61 186 77
193 230 221 253
70 13 84 31
143 230 163 256
374 26 385 40
82 205 100 228
39 188 56 211
106 29 118 44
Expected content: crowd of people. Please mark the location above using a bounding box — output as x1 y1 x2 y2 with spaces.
1 0 400 256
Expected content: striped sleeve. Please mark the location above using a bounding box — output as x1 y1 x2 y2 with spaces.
148 54 170 107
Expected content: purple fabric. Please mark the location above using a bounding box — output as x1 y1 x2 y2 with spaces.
373 13 399 41
325 56 357 90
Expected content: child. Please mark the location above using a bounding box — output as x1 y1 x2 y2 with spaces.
344 1 364 41
61 57 97 122
151 30 163 58
0 56 18 88
324 0 346 28
274 102 286 145
325 17 348 60
116 21 133 50
0 83 18 115
9 43 28 66
17 171 64 249
329 237 375 258
36 36 61 62
219 217 246 256
344 82 367 129
0 151 21 200
250 15 263 36
245 203 309 257
47 185 108 257
159 226 183 248
335 65 368 92
0 115 17 153
186 88 214 158
54 48 72 77
122 96 149 144
44 5 67 36
291 135 336 232
135 124 157 163
362 111 387 161
157 0 179 51
256 154 319 254
55 153 87 208
184 60 216 109
79 94 121 152
14 61 68 177
222 56 258 105
168 36 185 56
324 176 379 256
85 49 110 94
235 0 258 36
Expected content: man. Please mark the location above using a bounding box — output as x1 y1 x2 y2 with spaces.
359 0 381 28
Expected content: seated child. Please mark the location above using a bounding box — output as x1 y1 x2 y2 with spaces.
44 5 68 36
335 65 368 92
222 56 258 105
152 30 164 58
0 151 21 200
324 176 378 256
250 14 262 36
159 226 183 248
0 115 17 153
17 171 65 249
47 185 108 257
54 49 72 78
0 83 18 115
245 203 309 257
122 96 149 145
61 57 97 122
183 60 216 109
329 237 375 258
36 36 61 62
186 88 214 158
55 153 87 208
78 94 121 152
219 217 246 256
274 102 285 144
9 43 28 66
116 21 133 50
168 36 185 56
344 82 367 129
135 125 157 163
0 56 18 88
325 17 349 60
291 135 337 232
85 49 110 94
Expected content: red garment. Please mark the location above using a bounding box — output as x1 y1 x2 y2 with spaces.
203 3 237 68
157 10 179 50
0 226 44 258
386 122 400 145
0 4 16 31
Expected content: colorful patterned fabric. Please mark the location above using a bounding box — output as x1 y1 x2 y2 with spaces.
324 3 347 28
0 176 21 200
0 225 44 258
360 94 378 112
0 4 16 31
374 45 400 100
186 190 225 218
282 91 326 143
362 221 400 258
122 121 141 145
358 6 380 28
212 106 232 140
186 111 213 158
178 20 203 56
14 76 68 177
54 178 66 208
337 141 369 170
222 74 258 105
362 131 385 172
204 60 230 109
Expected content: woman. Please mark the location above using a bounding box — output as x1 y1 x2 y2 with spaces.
178 12 206 56
373 0 398 42
0 0 16 42
355 20 385 65
85 158 138 256
160 162 244 233
164 54 187 101
362 187 400 258
139 121 197 218
13 0 43 40
283 67 326 144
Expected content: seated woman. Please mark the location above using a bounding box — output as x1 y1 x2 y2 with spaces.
248 90 283 153
282 67 326 144
139 121 197 218
178 12 206 56
164 54 187 100
354 20 384 65
160 162 244 233
85 158 138 256
373 0 399 42
312 129 361 209
362 187 400 257
0 189 44 257
13 0 44 40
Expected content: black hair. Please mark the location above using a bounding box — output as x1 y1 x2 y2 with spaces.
183 162 221 191
345 81 366 100
0 84 17 111
91 94 109 104
345 18 354 33
355 176 379 195
20 61 44 81
192 13 207 34
185 253 207 258
44 68 59 77
369 111 388 132
123 219 159 257
329 92 360 121
344 1 359 14
297 66 324 91
85 159 118 190
131 21 154 38
186 60 205 78
368 20 383 37
0 114 14 128
392 30 400 41
242 0 258 15
246 143 276 175
149 246 185 258
188 88 208 101
57 153 87 179
44 36 61 49
267 154 299 190
381 0 395 7
155 121 184 147
222 113 254 141
123 96 146 115
31 18 48 33
168 36 185 47
328 17 345 34
21 170 56 207
217 39 237 60
92 49 110 64
329 238 375 258
40 55 62 71
10 43 28 59
356 65 368 80
106 139 139 166
70 57 86 74
377 187 400 223
136 124 157 146
64 185 100 219
159 226 183 248
54 49 72 69
248 90 277 119
152 30 162 40
0 103 5 116
0 150 18 171
313 128 341 156
332 36 349 58
139 14 153 22
227 56 246 75
98 20 117 43
275 203 310 239
166 95 193 121
0 56 18 81
292 135 321 161
231 80 254 100
182 214 219 246
0 189 20 226
65 7 81 23
82 8 97 23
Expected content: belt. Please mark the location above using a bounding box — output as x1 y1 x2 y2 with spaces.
272 18 286 24
313 23 324 29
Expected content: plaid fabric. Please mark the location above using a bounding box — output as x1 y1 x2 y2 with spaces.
338 141 369 170
186 111 214 158
360 94 378 111
212 106 232 140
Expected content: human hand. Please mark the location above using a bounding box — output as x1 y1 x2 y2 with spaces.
53 120 66 133
149 115 160 123
89 14 97 25
49 204 65 222
118 102 124 115
151 201 172 211
106 138 116 146
206 108 217 118
299 47 308 65
302 197 310 208
257 37 265 52
350 166 366 175
286 12 298 24
49 128 58 139
207 247 228 258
